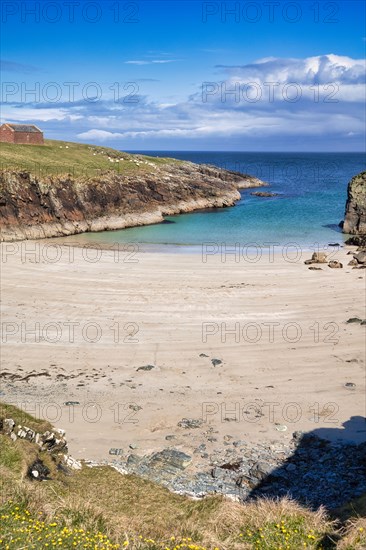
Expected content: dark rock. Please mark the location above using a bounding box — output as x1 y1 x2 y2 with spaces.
144 449 192 474
344 382 356 389
343 171 366 235
109 448 123 456
250 191 279 197
177 418 203 429
137 364 155 372
199 353 209 358
354 251 366 264
64 401 80 406
345 235 366 247
128 404 142 411
308 266 323 270
0 418 15 434
211 358 222 366
28 459 50 481
328 260 343 268
346 317 362 324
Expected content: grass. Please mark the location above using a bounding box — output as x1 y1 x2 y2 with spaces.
0 139 177 178
0 403 365 549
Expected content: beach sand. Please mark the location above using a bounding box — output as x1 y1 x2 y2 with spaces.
0 241 365 461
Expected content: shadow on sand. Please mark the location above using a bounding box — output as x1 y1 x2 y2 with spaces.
249 416 366 513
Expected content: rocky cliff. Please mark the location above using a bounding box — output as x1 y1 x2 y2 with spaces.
0 162 264 242
343 171 366 235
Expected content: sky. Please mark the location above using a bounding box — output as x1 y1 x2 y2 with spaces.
1 0 365 151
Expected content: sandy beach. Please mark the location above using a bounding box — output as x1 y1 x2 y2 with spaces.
1 241 365 462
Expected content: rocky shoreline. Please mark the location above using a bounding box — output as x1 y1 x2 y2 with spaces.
343 170 366 235
0 161 265 242
3 412 365 512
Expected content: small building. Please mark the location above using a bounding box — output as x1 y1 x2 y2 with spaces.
0 123 44 145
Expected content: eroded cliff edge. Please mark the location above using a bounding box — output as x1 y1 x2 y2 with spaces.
0 161 264 242
343 171 366 235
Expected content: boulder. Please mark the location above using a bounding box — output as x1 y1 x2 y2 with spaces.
354 251 366 264
343 171 366 234
304 252 327 265
328 260 343 269
0 418 15 434
28 459 50 481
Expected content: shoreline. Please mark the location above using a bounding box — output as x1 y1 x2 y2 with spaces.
1 240 365 505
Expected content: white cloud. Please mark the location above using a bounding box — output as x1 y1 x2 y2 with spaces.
2 54 365 147
125 59 175 65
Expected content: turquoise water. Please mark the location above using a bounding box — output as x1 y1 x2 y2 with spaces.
69 152 365 250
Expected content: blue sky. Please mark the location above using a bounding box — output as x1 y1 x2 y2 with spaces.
1 0 365 151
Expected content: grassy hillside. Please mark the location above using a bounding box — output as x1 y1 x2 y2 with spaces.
0 139 176 177
0 403 365 549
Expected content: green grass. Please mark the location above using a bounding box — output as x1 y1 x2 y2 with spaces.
0 139 178 178
0 403 365 549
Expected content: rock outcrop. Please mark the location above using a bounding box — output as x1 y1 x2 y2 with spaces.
0 162 264 242
343 171 366 235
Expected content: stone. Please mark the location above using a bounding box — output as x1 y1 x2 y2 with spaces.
344 382 356 389
346 317 362 324
28 459 50 481
250 191 279 197
129 404 142 412
148 448 192 471
136 364 155 372
165 435 176 441
177 418 203 429
312 252 328 263
348 259 358 266
354 251 366 264
308 266 323 270
275 424 288 432
343 171 366 235
328 260 343 268
211 358 222 366
109 448 123 456
345 235 366 247
304 252 327 265
129 443 138 450
1 418 15 434
199 353 209 358
64 455 82 470
64 401 80 406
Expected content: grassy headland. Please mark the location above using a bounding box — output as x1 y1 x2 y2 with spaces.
0 139 175 178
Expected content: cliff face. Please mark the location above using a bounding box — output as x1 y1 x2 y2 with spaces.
0 162 264 242
343 171 366 235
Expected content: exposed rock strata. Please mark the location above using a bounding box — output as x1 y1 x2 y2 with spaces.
343 171 366 235
0 162 264 242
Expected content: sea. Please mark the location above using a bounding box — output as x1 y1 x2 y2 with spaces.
66 152 366 253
